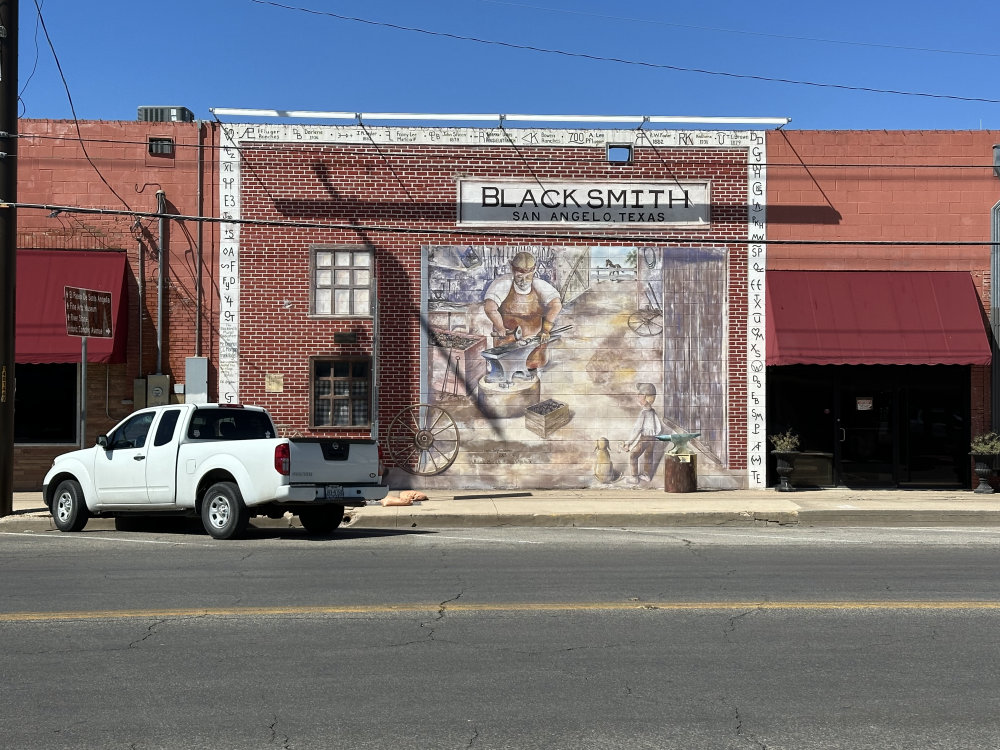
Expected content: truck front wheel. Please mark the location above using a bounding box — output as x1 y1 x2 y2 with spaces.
201 482 249 540
298 505 345 535
52 479 89 532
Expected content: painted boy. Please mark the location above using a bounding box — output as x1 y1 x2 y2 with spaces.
624 382 663 483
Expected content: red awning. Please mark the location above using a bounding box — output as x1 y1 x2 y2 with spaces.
766 271 992 366
15 249 130 364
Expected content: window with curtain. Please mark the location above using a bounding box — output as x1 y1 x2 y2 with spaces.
310 357 372 428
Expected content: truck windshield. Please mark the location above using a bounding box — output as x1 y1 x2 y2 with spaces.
188 409 276 440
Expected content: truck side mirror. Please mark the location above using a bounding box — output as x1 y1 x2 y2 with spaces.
96 435 109 449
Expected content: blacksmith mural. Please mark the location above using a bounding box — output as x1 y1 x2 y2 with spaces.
414 243 727 490
217 123 766 490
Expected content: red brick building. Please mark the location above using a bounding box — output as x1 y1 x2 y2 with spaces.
765 131 998 488
13 117 215 488
215 119 766 491
10 117 999 492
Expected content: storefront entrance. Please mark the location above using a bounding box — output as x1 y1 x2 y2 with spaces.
767 365 971 488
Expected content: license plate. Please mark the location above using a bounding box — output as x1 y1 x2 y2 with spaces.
324 485 344 499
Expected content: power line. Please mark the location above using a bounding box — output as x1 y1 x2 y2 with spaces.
251 0 1000 105
30 0 133 211
16 132 1000 170
209 114 281 206
485 0 1000 60
10 201 999 247
17 0 44 117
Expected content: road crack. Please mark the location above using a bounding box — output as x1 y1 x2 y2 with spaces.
418 590 465 641
734 706 769 748
268 714 292 749
128 618 166 649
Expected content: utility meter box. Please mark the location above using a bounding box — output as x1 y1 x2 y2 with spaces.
185 357 209 404
146 374 171 406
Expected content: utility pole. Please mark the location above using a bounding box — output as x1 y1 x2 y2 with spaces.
0 0 17 517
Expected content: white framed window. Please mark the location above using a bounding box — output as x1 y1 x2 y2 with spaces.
312 245 373 316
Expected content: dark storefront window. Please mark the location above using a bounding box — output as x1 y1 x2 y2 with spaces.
767 364 970 489
14 363 77 443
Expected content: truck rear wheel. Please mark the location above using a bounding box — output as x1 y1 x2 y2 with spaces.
52 479 89 532
201 481 249 539
298 505 345 535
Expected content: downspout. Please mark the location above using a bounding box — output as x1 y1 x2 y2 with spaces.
992 198 1000 432
371 272 379 441
137 237 144 378
196 123 204 356
156 190 166 374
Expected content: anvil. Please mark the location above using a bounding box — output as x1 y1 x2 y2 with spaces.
656 432 701 455
481 325 571 386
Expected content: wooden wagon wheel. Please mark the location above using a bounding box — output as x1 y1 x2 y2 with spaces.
627 308 664 337
387 404 460 475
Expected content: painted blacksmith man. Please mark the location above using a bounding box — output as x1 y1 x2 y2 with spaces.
483 251 563 371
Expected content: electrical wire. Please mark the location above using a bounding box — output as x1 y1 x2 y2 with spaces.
16 131 1000 170
484 0 1000 60
357 121 416 200
9 201 999 247
18 0 44 117
497 121 550 195
210 114 281 205
634 129 695 195
250 0 1000 105
31 0 133 212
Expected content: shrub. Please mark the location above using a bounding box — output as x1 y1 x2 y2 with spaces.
769 428 800 452
970 431 1000 454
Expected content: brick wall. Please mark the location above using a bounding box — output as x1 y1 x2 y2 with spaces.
229 133 753 488
766 129 1000 438
13 119 218 489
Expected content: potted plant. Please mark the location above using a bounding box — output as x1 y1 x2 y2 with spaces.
970 431 1000 493
769 428 801 492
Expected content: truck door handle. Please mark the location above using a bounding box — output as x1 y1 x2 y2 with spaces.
839 428 846 442
133 455 146 461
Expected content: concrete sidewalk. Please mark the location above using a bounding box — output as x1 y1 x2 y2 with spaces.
4 487 1000 532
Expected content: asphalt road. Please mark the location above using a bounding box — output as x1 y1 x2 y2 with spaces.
4 525 1000 749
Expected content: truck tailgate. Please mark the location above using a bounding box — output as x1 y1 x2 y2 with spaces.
288 438 384 487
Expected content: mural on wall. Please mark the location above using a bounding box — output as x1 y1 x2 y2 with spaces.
402 244 727 490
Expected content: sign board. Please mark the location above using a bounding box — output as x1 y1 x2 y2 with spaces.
458 179 711 228
64 286 113 338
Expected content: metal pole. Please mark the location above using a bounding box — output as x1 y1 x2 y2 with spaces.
991 199 1000 432
80 337 87 448
196 124 204 357
156 190 165 374
0 0 18 515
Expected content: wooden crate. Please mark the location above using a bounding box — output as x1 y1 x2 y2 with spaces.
525 398 570 438
429 328 487 396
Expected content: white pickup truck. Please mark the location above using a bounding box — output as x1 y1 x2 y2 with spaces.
41 403 389 539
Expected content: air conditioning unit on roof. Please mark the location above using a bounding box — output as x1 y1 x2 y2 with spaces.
137 106 195 123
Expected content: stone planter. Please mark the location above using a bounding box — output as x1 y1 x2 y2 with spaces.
772 450 799 492
971 453 998 494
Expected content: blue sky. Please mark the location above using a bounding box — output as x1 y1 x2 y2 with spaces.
17 0 1000 130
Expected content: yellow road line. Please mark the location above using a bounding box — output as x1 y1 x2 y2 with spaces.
4 600 1000 622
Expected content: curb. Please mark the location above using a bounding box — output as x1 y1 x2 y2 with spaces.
1 510 794 533
6 502 1000 533
0 511 311 534
340 509 802 529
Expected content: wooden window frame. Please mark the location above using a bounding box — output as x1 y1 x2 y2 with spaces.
309 355 373 428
